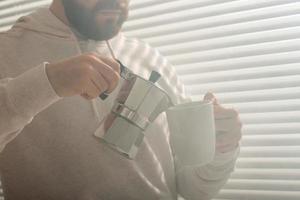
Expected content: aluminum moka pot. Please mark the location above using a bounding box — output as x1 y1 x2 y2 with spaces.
94 61 173 159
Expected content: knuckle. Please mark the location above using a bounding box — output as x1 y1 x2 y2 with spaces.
83 53 99 63
85 52 97 58
81 65 94 76
90 53 101 61
96 54 104 59
76 68 92 88
82 54 93 61
106 71 120 83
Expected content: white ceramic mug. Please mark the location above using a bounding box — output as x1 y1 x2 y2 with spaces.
166 101 215 166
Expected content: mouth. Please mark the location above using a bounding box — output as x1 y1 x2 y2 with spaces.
97 10 122 16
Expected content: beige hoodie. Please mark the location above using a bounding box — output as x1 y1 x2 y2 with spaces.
0 8 238 200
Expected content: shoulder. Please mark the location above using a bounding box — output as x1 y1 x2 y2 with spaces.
0 27 29 77
0 26 26 50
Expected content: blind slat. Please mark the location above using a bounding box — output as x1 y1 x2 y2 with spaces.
236 158 300 169
188 75 300 94
126 14 300 40
224 179 300 191
126 0 300 31
230 99 300 114
169 39 300 65
240 146 300 158
203 87 300 104
241 134 300 146
176 51 300 75
242 123 300 135
217 190 300 200
243 122 300 135
181 63 300 84
160 27 300 56
231 169 300 180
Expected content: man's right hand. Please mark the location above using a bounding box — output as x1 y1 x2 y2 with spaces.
46 53 121 100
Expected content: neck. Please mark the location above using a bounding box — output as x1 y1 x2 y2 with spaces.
50 0 70 26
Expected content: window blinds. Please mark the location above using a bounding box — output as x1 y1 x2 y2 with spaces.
0 0 300 200
124 0 300 200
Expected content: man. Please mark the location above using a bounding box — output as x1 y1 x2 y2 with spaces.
0 0 242 199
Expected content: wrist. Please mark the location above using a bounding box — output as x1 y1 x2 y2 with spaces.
45 62 64 97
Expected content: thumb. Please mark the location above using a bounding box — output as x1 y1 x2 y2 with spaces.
204 92 219 105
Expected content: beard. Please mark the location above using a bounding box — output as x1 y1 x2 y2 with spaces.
61 0 128 41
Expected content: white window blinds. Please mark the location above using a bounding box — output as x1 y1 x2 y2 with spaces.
124 0 300 200
0 0 300 200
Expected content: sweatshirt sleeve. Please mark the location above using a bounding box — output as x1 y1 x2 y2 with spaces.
0 63 60 153
176 148 240 200
148 47 239 200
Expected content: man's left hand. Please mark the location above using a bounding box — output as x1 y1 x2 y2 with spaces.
204 92 243 153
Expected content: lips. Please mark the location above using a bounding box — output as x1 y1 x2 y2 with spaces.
96 10 122 20
97 10 121 15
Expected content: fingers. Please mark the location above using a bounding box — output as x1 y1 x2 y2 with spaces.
80 65 110 100
88 53 121 75
203 92 219 105
215 113 242 153
99 56 121 75
81 93 90 99
216 127 242 147
85 54 120 94
214 106 239 119
216 128 241 153
216 143 239 153
90 67 109 95
203 92 239 116
81 67 110 100
82 80 102 100
215 116 242 132
202 92 242 153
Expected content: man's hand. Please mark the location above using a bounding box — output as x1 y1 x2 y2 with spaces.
46 53 120 100
204 92 242 153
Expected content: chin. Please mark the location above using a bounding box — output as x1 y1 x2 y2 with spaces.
92 27 122 41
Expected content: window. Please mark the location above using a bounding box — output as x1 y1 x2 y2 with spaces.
1 0 300 199
124 1 300 199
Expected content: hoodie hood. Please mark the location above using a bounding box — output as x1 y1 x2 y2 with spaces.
13 7 75 39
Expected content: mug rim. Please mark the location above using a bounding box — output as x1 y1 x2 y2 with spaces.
168 100 212 111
